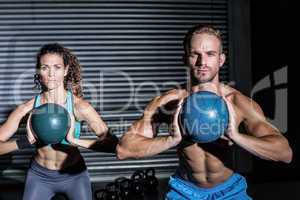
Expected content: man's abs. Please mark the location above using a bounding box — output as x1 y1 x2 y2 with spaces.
176 143 234 188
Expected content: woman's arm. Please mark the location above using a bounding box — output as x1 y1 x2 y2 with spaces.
0 99 35 155
66 97 118 152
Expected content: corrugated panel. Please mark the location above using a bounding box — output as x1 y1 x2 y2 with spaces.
0 0 229 182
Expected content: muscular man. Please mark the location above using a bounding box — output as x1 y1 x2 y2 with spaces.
116 25 292 199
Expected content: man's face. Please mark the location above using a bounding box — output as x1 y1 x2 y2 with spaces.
187 33 225 84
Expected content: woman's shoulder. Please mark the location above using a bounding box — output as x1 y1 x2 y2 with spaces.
72 95 93 112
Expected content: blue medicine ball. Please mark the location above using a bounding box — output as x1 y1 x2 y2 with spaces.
179 91 229 143
30 103 71 144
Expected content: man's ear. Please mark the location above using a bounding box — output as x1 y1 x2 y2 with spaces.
64 65 69 76
219 53 226 68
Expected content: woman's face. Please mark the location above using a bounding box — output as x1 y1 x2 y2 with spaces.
39 53 68 91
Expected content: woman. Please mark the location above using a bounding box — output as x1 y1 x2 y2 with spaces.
0 43 116 200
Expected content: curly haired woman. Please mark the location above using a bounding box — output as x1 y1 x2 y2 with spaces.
0 43 117 200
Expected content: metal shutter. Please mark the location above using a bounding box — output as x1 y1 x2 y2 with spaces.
0 0 229 182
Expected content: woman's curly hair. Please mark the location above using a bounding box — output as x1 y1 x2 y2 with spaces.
34 43 83 97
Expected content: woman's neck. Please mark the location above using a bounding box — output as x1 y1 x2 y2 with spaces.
43 87 67 105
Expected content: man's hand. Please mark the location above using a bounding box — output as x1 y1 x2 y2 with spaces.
223 96 240 142
169 99 184 147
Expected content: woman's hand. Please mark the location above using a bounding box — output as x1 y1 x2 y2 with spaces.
26 113 36 145
65 113 76 145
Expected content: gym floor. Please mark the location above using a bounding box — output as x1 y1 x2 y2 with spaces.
1 178 300 200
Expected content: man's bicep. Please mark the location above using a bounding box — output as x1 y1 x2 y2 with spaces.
236 94 276 137
244 119 281 138
242 99 281 137
127 117 155 138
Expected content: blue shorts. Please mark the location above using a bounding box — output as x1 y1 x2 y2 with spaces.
166 173 252 200
23 159 92 200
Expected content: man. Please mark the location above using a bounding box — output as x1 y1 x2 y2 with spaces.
116 25 292 199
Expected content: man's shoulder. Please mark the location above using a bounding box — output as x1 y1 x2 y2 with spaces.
161 88 187 99
222 84 249 102
232 90 252 106
224 85 262 115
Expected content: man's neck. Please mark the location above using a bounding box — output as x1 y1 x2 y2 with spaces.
192 83 221 94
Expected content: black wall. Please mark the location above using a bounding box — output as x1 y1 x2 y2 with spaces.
250 0 293 181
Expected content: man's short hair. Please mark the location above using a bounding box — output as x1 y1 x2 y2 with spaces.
183 24 223 57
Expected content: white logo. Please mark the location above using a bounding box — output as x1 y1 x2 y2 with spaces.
251 66 288 133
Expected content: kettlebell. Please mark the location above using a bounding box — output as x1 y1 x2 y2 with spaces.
115 177 132 200
94 189 107 200
144 168 158 192
130 170 145 199
105 182 119 200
